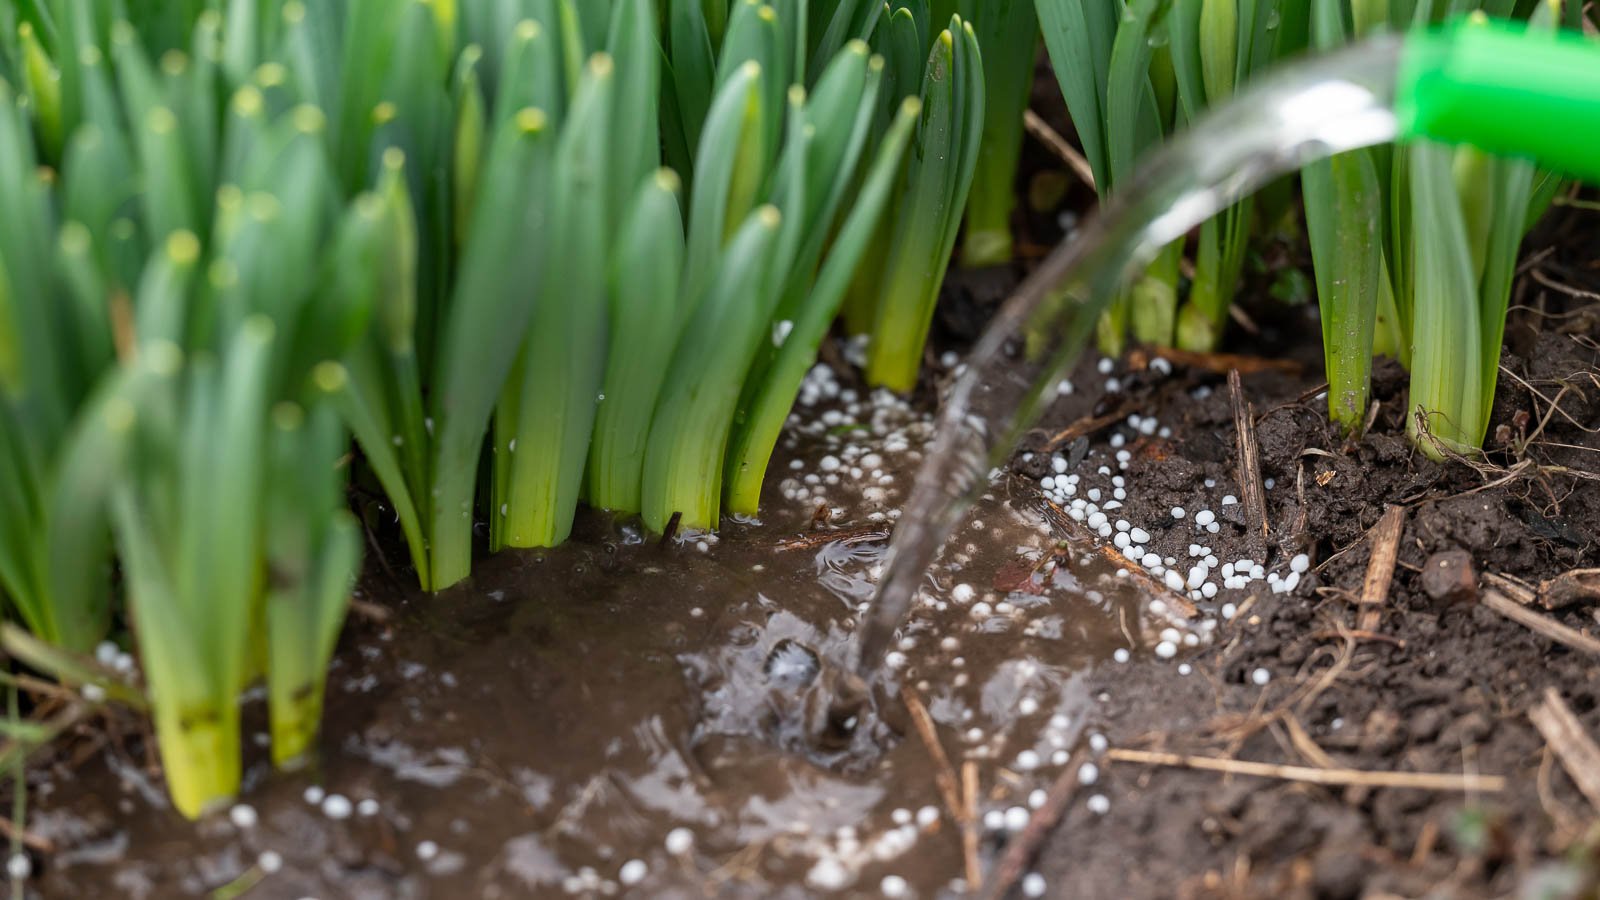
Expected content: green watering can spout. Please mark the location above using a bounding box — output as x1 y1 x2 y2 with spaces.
1399 16 1600 183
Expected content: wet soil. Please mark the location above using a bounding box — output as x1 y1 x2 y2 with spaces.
23 363 1210 899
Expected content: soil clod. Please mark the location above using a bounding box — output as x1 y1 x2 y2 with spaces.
1420 549 1478 605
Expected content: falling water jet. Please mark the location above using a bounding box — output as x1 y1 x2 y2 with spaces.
849 37 1407 684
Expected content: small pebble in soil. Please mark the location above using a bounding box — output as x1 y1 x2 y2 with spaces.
618 859 648 886
881 874 910 898
322 794 353 820
1023 873 1048 898
258 851 283 874
229 804 258 829
665 828 695 855
303 785 325 805
7 853 29 880
1087 795 1110 815
1251 668 1272 686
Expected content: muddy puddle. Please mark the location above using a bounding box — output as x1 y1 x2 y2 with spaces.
24 358 1214 899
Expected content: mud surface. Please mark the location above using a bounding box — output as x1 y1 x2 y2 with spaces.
23 362 1210 899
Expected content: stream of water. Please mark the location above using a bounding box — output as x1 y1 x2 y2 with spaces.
853 39 1408 679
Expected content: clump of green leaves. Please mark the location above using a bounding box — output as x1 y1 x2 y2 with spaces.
1035 0 1303 354
1301 0 1566 455
841 5 986 392
958 0 1040 269
0 0 993 819
0 1 378 817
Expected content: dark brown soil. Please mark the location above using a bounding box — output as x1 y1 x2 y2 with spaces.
1024 325 1600 900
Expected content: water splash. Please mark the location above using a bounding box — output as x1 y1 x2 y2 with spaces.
854 39 1404 677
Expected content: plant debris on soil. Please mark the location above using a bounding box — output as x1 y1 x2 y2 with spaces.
1021 327 1600 900
9 111 1600 900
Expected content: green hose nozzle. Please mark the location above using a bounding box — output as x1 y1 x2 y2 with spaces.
1398 17 1600 184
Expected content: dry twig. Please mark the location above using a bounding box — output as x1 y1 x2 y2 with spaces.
903 690 983 890
1540 568 1600 609
1106 747 1505 792
658 511 682 547
1481 588 1600 657
1041 401 1137 453
1022 109 1095 189
1040 499 1199 617
1284 716 1340 770
1228 371 1270 551
904 690 963 826
1483 571 1539 605
349 598 393 623
1529 687 1600 813
962 761 982 893
1358 506 1407 632
775 524 890 552
980 749 1091 900
1128 346 1302 376
0 815 54 853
